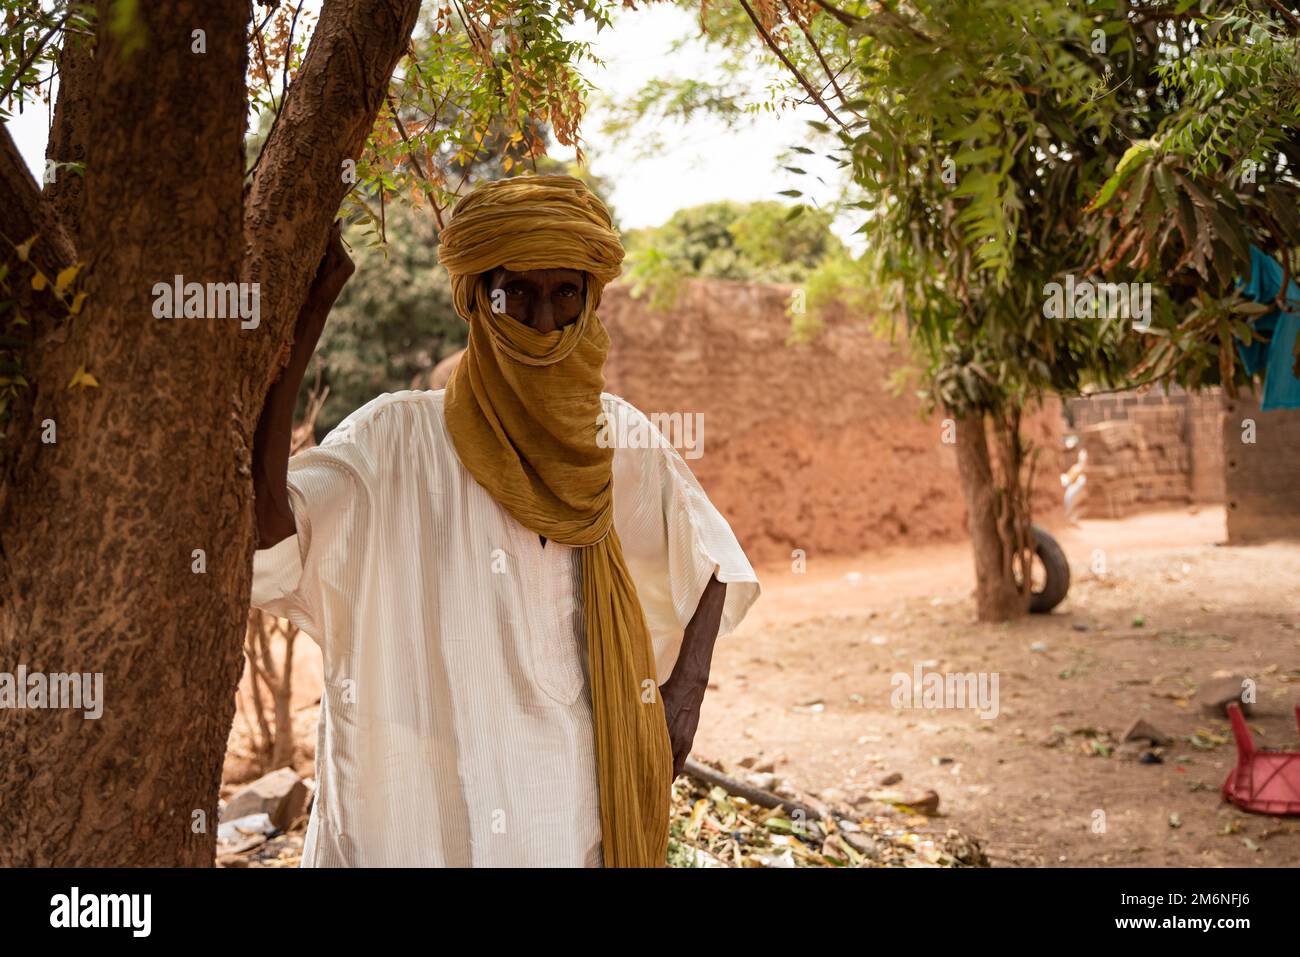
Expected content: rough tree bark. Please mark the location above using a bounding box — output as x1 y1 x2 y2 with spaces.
953 411 1032 623
43 25 94 240
0 0 420 865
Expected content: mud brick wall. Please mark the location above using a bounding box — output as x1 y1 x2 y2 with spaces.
1223 390 1300 543
1186 392 1228 502
598 278 1063 565
1065 387 1225 519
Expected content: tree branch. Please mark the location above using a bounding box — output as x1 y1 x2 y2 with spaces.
386 92 447 230
44 28 96 244
0 123 75 291
738 0 848 132
0 13 67 107
786 0 855 115
1266 0 1300 35
809 0 862 29
241 0 422 397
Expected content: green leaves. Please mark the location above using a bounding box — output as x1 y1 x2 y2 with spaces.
1087 140 1156 212
623 199 849 310
0 1 95 119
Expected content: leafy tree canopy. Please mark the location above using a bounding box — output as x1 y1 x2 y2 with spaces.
638 0 1300 418
623 198 850 308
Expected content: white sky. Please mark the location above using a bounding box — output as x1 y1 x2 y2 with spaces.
7 4 856 241
553 4 853 235
7 92 53 178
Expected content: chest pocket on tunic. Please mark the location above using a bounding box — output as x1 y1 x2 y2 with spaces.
530 582 587 702
530 549 586 707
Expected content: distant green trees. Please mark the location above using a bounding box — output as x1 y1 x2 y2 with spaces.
622 199 862 313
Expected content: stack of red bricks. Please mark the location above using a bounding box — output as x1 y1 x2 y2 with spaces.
1079 406 1192 518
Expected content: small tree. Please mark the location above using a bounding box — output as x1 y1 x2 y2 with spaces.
650 0 1299 619
661 0 1142 618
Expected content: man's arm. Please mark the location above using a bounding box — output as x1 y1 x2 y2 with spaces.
660 573 727 778
253 222 354 549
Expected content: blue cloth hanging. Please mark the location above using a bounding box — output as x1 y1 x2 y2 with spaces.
1236 245 1300 411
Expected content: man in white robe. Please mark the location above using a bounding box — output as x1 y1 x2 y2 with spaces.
249 179 759 867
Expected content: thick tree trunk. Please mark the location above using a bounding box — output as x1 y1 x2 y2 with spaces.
953 411 1031 623
0 0 420 865
0 0 252 866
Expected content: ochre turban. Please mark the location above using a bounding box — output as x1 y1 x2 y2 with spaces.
437 174 624 317
436 175 671 868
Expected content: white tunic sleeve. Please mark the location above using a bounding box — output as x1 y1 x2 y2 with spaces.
249 398 387 645
607 395 761 682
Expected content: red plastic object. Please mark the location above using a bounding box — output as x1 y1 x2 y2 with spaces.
1221 703 1300 816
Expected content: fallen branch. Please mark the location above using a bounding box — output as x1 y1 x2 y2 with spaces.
682 756 826 824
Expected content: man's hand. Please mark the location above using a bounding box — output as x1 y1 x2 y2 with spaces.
661 675 706 779
660 574 727 779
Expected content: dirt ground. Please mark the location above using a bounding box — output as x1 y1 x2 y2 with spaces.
225 505 1300 867
695 506 1300 867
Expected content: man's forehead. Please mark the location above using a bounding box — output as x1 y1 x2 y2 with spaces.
491 266 586 282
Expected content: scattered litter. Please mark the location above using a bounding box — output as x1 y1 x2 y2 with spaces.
665 768 981 868
1122 717 1172 746
1198 674 1253 717
217 812 276 845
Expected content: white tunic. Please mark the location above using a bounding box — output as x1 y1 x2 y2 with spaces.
250 389 760 867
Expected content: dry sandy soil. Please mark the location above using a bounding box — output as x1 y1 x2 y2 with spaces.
225 506 1300 867
694 506 1300 867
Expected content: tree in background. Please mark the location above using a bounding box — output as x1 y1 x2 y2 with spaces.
623 198 856 307
640 0 1300 620
1085 9 1300 386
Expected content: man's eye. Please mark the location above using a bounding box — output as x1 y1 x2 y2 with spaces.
556 285 578 298
505 284 527 297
